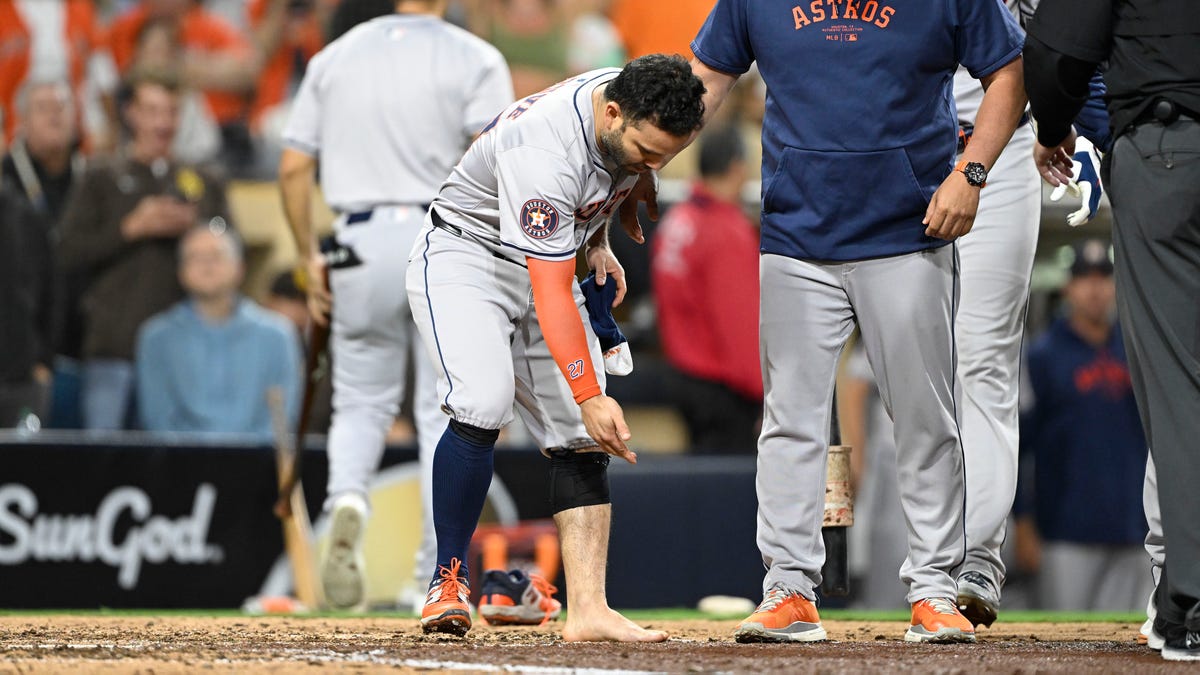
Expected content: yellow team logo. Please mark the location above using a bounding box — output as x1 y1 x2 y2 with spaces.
176 168 205 202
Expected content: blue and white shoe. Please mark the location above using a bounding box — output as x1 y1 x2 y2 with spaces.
478 569 562 626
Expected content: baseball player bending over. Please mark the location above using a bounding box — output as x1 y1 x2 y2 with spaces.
278 0 513 610
407 54 704 641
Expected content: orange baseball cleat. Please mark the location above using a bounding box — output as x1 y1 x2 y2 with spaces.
478 569 562 626
905 597 977 643
420 558 472 637
734 587 826 643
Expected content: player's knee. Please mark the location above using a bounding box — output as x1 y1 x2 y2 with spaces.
448 418 500 446
451 395 515 432
547 448 610 514
330 392 400 423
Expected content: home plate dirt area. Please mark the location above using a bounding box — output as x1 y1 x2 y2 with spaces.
0 616 1188 673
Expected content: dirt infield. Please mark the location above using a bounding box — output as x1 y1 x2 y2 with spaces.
0 615 1188 674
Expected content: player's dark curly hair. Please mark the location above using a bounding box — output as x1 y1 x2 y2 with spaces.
604 54 706 137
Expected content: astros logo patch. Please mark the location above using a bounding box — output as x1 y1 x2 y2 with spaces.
521 199 559 239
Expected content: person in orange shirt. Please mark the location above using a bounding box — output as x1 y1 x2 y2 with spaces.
128 18 223 165
0 0 117 149
607 0 712 60
246 0 322 134
107 0 256 128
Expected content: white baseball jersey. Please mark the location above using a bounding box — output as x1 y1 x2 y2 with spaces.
953 0 1031 125
948 0 1041 593
432 69 640 265
283 14 511 215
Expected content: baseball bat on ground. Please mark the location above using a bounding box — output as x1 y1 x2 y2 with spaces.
268 386 321 609
821 392 854 597
274 281 331 518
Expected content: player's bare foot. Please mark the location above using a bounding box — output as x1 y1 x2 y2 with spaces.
562 607 668 642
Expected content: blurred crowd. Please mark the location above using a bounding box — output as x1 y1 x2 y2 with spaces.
0 0 755 438
0 0 1149 611
0 0 727 176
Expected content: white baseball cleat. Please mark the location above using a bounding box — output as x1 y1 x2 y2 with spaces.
1141 616 1165 651
321 493 368 610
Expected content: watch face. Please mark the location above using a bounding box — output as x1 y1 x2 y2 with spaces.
965 162 987 186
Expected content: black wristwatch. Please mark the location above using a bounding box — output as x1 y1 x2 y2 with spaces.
955 160 987 188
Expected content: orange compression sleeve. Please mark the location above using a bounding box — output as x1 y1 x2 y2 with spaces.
526 257 602 404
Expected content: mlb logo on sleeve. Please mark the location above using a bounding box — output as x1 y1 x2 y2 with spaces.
521 199 560 239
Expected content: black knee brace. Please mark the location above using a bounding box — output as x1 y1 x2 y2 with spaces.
547 448 611 514
449 418 500 446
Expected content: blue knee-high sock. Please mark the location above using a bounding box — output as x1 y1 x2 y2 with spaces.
431 422 495 585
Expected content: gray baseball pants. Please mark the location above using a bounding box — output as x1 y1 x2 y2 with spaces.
757 245 966 603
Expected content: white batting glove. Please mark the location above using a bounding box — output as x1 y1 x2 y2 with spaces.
603 341 633 376
1049 136 1104 227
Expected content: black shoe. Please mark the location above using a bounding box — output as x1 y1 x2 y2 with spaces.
477 569 561 626
1155 613 1200 662
1162 629 1200 662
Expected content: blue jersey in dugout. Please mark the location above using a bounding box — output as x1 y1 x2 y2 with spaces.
692 0 1023 261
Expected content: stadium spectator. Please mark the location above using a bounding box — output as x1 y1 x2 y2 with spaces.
57 69 232 430
206 0 253 30
136 224 300 435
2 80 84 222
245 0 324 175
465 0 569 96
0 0 119 150
107 0 259 161
128 17 222 165
0 185 54 428
650 125 761 453
246 0 322 134
3 79 92 426
564 0 624 73
464 0 621 96
1015 239 1152 611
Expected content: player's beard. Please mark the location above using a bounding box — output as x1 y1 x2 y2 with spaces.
599 123 638 172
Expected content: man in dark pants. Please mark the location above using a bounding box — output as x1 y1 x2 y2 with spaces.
0 186 54 427
1024 0 1200 662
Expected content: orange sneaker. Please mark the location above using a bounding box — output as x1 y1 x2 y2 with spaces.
905 597 976 643
478 569 562 626
734 587 826 643
420 558 472 637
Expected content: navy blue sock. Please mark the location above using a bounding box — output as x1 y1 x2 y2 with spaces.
431 421 496 586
